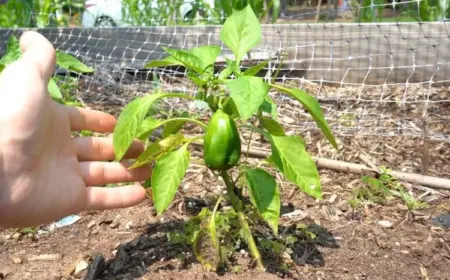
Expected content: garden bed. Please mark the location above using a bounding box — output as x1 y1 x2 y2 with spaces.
0 76 449 280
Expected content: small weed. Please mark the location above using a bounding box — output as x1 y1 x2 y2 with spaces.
349 166 428 211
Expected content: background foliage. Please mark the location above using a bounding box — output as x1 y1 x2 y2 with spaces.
1 0 449 28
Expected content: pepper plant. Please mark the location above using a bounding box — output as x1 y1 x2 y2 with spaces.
112 5 338 271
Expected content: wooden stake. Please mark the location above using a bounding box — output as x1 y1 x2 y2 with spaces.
151 130 450 191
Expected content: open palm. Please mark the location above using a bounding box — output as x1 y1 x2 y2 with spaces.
0 32 150 228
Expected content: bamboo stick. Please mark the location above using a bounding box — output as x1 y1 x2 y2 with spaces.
151 130 450 190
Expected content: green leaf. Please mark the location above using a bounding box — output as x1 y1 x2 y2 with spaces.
162 47 204 74
137 117 162 141
145 55 182 68
218 64 234 80
218 59 240 80
189 45 221 68
0 34 21 66
55 51 94 73
271 135 322 200
0 63 5 73
270 0 281 23
260 95 278 119
218 0 233 16
162 45 221 75
222 97 240 119
130 133 185 169
201 64 215 81
187 70 207 87
271 84 338 150
137 116 200 141
47 77 63 99
220 5 261 65
243 60 269 76
260 116 285 136
238 123 284 176
151 143 190 215
244 168 280 235
226 76 268 120
113 93 190 161
163 112 189 137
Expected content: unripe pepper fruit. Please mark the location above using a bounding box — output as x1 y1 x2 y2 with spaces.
203 109 241 170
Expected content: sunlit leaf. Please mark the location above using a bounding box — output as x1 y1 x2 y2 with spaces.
220 5 261 65
243 60 269 76
47 77 62 99
244 167 280 235
130 133 185 169
226 76 268 120
151 143 190 215
271 84 338 149
259 116 285 136
55 51 94 73
113 93 191 161
271 135 322 200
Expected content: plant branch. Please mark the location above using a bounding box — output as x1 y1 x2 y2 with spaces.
170 118 208 129
219 170 264 271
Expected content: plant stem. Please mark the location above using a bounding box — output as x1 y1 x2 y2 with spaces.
219 170 265 271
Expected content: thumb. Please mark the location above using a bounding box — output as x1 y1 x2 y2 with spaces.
0 32 55 134
19 31 56 83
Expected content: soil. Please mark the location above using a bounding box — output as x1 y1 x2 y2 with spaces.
1 73 450 280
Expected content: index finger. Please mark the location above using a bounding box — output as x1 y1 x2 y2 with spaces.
66 105 117 133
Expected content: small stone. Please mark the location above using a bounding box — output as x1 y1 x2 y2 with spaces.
282 115 295 124
401 250 410 254
125 221 134 230
11 232 21 240
73 260 89 278
378 220 393 228
11 257 22 264
110 215 121 229
87 220 96 229
135 266 146 277
110 260 124 274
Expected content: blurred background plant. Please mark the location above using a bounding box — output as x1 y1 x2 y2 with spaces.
1 0 449 29
0 0 84 28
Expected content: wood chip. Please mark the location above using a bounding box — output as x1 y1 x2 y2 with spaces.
87 220 96 229
420 265 429 280
11 257 22 264
328 194 338 204
28 254 61 261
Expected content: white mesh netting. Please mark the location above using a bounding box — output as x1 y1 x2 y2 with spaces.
1 0 449 144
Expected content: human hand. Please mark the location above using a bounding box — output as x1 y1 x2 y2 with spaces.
0 31 151 228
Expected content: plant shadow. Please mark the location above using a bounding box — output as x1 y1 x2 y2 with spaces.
86 197 340 280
